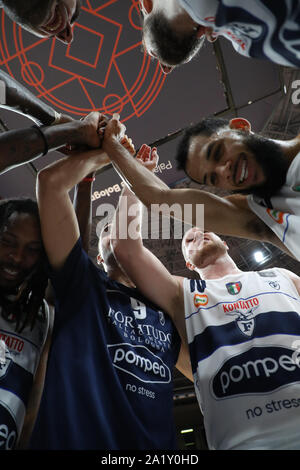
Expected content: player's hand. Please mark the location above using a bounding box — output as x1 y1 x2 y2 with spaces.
77 111 104 148
136 144 158 172
102 113 126 148
120 135 135 155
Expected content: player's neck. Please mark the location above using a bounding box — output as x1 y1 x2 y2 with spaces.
107 266 135 288
276 136 300 166
196 255 242 280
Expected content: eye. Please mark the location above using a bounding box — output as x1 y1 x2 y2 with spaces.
27 246 42 254
210 172 217 185
0 236 14 247
213 142 222 162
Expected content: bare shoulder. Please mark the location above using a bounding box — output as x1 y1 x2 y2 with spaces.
173 275 185 285
276 267 300 294
225 194 287 249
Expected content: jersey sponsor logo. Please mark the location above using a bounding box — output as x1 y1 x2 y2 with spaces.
194 294 208 308
107 302 172 352
228 22 263 39
158 311 165 326
212 346 300 399
227 306 258 337
108 343 171 384
269 281 280 290
222 297 259 314
0 423 17 450
226 281 242 295
221 29 247 50
0 333 24 353
266 209 285 224
0 340 12 379
258 271 276 278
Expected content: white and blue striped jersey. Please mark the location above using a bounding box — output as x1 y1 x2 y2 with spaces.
248 150 300 262
0 302 49 450
183 268 300 449
179 0 300 68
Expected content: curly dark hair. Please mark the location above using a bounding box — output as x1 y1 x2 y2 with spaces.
0 198 48 332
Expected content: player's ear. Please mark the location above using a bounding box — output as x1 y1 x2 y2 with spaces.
229 118 251 133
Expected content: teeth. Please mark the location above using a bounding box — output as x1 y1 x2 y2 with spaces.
239 160 247 183
3 268 18 276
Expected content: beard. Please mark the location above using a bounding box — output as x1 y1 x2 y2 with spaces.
143 12 204 67
233 133 289 200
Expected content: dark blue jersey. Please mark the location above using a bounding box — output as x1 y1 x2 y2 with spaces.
29 239 180 450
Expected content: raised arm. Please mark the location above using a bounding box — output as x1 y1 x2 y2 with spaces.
73 173 95 254
37 116 136 270
0 116 105 174
0 71 96 174
0 69 71 125
36 112 112 270
102 115 283 249
110 145 186 339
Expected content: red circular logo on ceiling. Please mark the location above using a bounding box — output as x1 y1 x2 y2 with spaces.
0 0 166 122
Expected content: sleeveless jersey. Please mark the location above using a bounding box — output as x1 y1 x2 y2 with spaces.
179 0 300 68
0 301 50 450
248 150 300 261
183 268 300 449
30 238 180 450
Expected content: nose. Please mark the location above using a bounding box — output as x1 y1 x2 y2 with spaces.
8 247 23 265
217 160 232 181
159 63 174 74
205 28 218 43
56 23 74 44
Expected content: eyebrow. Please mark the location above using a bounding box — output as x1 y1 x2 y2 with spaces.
1 231 41 245
202 142 214 185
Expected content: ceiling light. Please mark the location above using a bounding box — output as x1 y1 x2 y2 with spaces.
254 250 265 263
180 428 194 434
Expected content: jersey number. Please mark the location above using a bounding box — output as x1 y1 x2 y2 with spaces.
130 298 147 320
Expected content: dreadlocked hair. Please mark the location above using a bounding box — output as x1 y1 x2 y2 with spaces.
0 198 48 333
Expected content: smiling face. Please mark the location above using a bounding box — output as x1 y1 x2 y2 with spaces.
182 228 227 270
1 0 81 44
186 129 267 192
0 211 43 291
